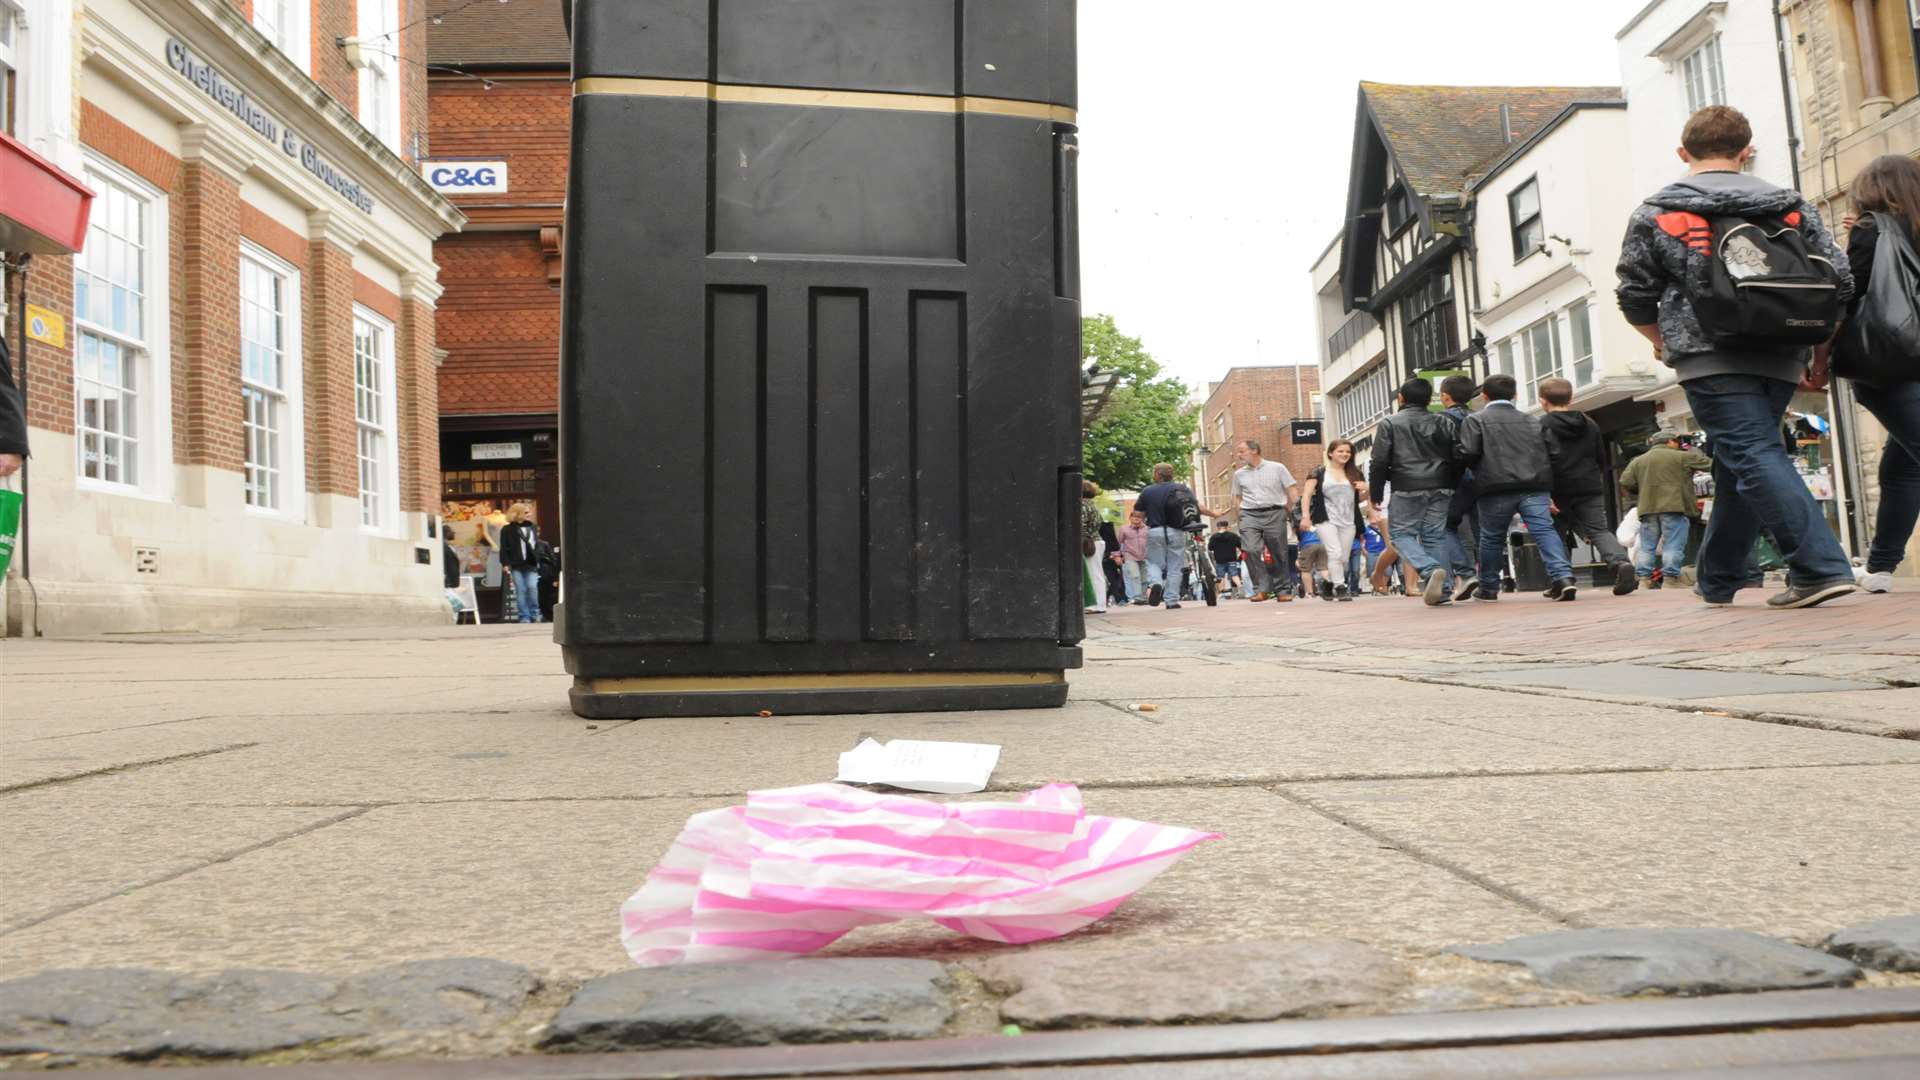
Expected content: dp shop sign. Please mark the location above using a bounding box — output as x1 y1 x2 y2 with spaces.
165 40 376 214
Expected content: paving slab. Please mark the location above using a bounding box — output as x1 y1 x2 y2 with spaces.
974 938 1407 1028
0 800 352 931
0 786 1558 980
1456 663 1881 700
1294 764 1920 942
0 960 537 1059
820 786 1558 960
0 675 575 736
0 800 687 980
1450 928 1860 996
541 959 952 1051
1828 917 1920 972
1693 688 1920 739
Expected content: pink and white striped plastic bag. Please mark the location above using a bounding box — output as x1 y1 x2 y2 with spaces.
621 783 1221 966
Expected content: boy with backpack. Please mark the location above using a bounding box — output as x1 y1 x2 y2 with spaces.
1538 377 1637 595
1615 106 1858 609
1457 374 1578 601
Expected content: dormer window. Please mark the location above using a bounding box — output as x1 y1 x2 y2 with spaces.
1682 35 1727 112
1385 184 1415 235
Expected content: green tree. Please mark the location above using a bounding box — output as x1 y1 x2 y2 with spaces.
1081 315 1196 490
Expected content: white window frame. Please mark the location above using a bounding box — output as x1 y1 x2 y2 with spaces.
251 0 311 76
1333 360 1394 440
72 153 172 500
1682 35 1727 113
1509 176 1545 262
239 243 306 519
1568 299 1596 388
357 0 402 153
352 305 401 534
1520 313 1564 406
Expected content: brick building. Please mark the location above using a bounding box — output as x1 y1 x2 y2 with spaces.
1 0 462 635
423 0 570 620
1189 365 1324 516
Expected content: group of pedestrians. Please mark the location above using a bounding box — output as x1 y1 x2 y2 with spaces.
1087 105 1918 615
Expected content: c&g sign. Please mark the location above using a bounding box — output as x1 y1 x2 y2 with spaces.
423 161 509 195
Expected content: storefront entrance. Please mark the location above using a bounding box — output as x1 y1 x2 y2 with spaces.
440 423 558 622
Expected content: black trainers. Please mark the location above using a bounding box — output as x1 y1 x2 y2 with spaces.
1473 586 1500 602
1148 584 1164 607
1452 576 1479 603
1612 563 1638 596
1334 583 1352 601
1546 577 1578 602
1765 579 1858 609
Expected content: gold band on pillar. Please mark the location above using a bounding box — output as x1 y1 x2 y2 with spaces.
584 671 1065 694
573 77 1077 125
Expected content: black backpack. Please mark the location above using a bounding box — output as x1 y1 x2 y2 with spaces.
1690 210 1844 348
1164 486 1204 534
1836 212 1920 386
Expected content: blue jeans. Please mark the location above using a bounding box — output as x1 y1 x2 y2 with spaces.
1476 491 1573 584
1144 527 1187 598
1683 375 1854 599
1852 379 1920 575
510 567 543 622
1388 488 1454 586
1442 507 1479 582
1635 511 1692 580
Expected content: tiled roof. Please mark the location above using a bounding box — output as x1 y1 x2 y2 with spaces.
1361 82 1622 197
427 0 570 67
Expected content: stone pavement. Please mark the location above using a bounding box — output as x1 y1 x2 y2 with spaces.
1 588 1917 1065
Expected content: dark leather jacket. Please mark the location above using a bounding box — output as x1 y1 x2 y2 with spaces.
1458 403 1558 496
1367 404 1458 502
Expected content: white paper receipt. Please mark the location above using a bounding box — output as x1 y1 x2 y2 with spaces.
834 738 1002 794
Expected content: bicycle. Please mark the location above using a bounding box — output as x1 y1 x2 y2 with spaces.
1182 532 1219 607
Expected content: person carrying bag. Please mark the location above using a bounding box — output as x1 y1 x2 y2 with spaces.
1809 154 1920 594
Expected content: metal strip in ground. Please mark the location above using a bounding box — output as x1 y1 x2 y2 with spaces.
94 989 1920 1079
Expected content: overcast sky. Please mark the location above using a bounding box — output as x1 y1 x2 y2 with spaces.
1076 0 1650 396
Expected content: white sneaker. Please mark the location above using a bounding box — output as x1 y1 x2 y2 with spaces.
1854 567 1892 593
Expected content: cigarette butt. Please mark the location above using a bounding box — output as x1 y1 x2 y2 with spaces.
758 710 774 718
1130 703 1160 713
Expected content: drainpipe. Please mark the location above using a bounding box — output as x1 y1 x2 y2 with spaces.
1773 0 1805 192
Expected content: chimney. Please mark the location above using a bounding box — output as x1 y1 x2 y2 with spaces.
1500 103 1514 145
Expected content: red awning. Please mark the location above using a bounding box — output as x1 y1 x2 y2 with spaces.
0 131 94 256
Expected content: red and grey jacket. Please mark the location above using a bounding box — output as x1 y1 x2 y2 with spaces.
1615 170 1851 369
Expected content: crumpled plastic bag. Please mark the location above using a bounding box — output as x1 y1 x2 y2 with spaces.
621 782 1221 966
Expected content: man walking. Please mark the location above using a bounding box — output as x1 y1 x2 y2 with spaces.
1620 431 1713 589
1539 377 1637 595
1210 439 1299 603
1209 520 1248 599
1438 374 1482 600
1458 374 1579 602
1616 105 1857 608
1366 378 1460 606
1116 509 1151 604
1134 463 1204 610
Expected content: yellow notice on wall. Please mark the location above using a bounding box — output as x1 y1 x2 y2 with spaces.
24 306 65 348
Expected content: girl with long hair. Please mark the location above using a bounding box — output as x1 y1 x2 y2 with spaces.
1297 440 1373 600
1815 154 1920 592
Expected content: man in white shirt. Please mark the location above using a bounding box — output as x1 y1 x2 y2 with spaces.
1209 438 1300 602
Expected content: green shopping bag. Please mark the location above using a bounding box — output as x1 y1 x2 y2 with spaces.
0 488 19 577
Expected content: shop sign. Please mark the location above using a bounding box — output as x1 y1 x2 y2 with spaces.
423 160 508 195
24 305 64 347
471 442 524 461
165 40 376 214
1290 419 1323 445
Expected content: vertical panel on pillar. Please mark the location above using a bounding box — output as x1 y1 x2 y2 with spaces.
961 115 1060 640
865 293 915 641
762 287 814 642
912 292 967 643
812 289 867 644
709 287 764 643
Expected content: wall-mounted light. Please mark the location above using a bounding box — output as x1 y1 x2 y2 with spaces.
337 36 372 70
